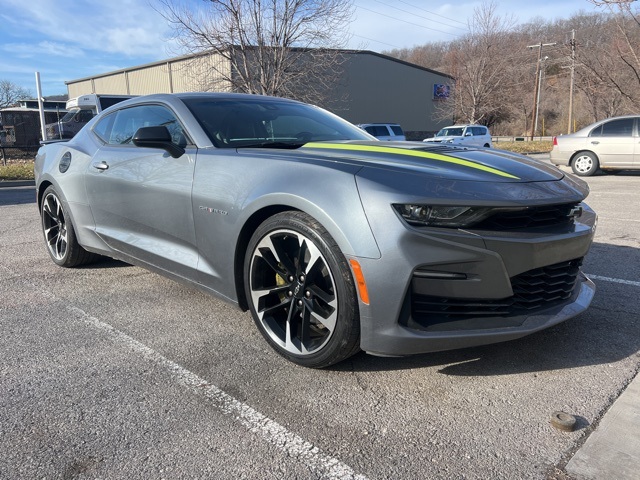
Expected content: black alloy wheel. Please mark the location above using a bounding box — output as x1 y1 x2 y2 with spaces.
245 212 360 368
41 186 96 267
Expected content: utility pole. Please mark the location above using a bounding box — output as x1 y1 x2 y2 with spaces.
528 41 556 140
567 29 576 134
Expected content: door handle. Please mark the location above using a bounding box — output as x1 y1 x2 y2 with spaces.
590 141 600 145
93 161 109 171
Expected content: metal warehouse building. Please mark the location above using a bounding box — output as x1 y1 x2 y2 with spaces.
66 50 454 139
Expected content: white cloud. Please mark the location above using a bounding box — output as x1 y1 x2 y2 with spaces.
2 0 177 59
2 41 85 59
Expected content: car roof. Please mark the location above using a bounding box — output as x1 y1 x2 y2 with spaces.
443 124 487 128
358 123 401 126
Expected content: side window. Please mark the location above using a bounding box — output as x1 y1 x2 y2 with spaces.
473 127 487 136
390 125 404 136
365 125 390 137
106 104 188 146
600 118 634 137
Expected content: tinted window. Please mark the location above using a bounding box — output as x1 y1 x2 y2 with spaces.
182 97 370 147
365 125 390 137
472 127 487 136
596 118 634 137
390 125 404 136
104 104 187 146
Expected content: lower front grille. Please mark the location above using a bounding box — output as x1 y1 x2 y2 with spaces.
409 258 583 330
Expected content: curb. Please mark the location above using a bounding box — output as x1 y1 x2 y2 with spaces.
0 180 35 188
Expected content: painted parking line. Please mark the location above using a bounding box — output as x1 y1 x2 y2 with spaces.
8 268 367 480
587 274 640 288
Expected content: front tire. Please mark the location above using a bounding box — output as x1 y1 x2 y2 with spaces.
571 151 599 176
40 186 96 267
244 212 360 368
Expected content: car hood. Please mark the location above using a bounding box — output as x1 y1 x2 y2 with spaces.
289 141 564 183
423 136 461 143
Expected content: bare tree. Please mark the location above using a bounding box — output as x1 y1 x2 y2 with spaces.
438 1 518 127
0 80 30 109
582 0 640 110
157 0 354 104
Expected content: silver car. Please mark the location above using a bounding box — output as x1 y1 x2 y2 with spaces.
35 93 597 368
551 115 640 176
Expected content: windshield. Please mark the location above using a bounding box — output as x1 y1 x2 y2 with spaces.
182 97 373 148
436 127 464 137
59 108 80 123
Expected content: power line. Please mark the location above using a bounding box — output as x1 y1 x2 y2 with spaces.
395 0 468 27
372 0 468 32
350 33 404 50
354 4 460 37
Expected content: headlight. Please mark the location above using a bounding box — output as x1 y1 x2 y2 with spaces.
393 204 498 228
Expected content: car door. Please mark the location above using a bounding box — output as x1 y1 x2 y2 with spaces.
85 103 199 279
588 117 636 168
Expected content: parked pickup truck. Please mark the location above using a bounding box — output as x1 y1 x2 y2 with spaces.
45 94 134 140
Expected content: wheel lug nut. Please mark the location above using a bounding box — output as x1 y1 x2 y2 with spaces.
297 300 303 306
299 275 305 282
288 291 293 297
305 291 311 298
288 275 294 282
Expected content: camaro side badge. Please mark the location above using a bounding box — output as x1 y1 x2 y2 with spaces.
199 206 228 216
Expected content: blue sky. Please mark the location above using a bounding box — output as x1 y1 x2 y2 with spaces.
1 0 601 98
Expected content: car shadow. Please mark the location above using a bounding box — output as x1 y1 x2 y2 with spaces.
331 241 640 375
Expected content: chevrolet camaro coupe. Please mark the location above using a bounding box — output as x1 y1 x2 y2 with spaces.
35 93 597 368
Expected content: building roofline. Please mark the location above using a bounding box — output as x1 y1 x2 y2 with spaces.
65 48 453 85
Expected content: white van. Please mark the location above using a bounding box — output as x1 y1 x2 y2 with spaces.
45 94 134 140
424 125 493 148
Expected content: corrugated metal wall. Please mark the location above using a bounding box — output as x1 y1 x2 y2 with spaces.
66 53 231 96
93 73 128 94
64 51 451 133
128 64 172 94
67 80 94 98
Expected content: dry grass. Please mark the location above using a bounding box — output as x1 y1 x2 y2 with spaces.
493 140 553 154
0 159 35 181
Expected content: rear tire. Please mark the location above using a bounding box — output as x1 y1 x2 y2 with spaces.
571 152 599 176
244 211 360 368
40 186 97 267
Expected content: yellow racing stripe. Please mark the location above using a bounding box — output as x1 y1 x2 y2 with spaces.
302 142 520 179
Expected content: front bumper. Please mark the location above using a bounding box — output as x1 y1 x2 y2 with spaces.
353 181 596 357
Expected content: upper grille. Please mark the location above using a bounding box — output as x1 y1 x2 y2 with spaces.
473 203 580 230
410 258 583 328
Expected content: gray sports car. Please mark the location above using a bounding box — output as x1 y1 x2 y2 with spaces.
35 93 597 368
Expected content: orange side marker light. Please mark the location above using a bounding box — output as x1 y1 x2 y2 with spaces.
349 259 370 305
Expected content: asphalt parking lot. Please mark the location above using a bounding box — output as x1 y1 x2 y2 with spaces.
1 161 639 479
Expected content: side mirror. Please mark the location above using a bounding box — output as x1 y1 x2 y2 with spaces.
133 126 185 158
464 131 472 137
